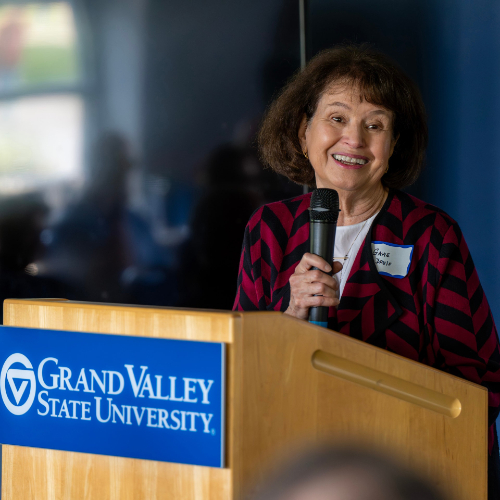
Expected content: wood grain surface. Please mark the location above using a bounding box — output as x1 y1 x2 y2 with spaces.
3 300 236 500
2 299 488 500
234 312 487 500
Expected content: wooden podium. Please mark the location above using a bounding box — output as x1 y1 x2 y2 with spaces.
1 299 487 500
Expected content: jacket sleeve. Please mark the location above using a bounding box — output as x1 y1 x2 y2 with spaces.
432 222 500 431
233 215 261 311
232 207 292 312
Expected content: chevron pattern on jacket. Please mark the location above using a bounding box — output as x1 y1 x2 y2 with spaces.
233 189 500 454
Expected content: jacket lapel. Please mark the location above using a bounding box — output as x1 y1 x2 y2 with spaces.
336 193 403 348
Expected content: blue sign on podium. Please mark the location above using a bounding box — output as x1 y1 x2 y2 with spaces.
0 326 226 468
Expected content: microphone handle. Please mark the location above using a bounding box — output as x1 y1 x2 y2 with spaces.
309 220 336 327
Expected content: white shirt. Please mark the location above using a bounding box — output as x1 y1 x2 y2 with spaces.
334 212 378 300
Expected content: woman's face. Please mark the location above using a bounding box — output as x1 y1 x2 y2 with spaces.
298 85 397 194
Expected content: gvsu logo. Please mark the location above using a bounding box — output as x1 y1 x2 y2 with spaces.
0 353 37 415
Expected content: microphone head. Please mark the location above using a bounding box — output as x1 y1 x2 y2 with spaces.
309 188 339 222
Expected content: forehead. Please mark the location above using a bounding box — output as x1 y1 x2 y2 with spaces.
317 82 393 117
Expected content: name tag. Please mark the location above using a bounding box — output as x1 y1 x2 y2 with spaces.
371 241 413 279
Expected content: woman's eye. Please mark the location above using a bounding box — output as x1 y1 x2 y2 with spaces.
367 123 383 130
331 116 343 123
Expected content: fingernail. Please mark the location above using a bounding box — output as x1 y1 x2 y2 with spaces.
324 264 331 272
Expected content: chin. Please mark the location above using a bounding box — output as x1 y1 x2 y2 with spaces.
318 178 365 192
317 170 384 193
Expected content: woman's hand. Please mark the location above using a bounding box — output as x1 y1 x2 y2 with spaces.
284 253 343 320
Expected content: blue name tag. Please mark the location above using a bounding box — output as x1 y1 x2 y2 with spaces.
0 326 226 468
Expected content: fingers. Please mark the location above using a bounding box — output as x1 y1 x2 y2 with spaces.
294 253 332 274
295 253 344 275
290 268 338 290
285 283 339 320
285 294 339 320
289 272 338 295
285 253 345 321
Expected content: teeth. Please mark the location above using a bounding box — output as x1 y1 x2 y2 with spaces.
333 154 368 165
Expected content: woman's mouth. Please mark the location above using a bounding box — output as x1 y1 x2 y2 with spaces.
332 153 369 169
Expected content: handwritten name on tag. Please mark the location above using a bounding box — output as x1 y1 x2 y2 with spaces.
371 241 414 279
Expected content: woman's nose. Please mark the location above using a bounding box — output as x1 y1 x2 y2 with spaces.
342 122 365 148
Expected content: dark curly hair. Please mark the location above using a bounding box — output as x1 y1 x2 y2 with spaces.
258 45 428 189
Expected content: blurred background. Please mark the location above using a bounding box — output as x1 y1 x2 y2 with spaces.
0 0 498 322
0 0 302 314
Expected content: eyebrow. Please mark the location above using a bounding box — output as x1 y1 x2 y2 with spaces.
326 102 391 117
327 101 351 110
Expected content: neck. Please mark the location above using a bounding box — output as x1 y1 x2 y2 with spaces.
335 184 388 226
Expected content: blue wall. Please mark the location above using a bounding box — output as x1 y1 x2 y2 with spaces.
422 0 500 322
310 0 500 323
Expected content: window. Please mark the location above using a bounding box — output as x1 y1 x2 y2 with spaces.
0 2 83 194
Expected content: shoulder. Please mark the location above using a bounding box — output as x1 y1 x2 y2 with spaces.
246 192 311 232
388 190 456 223
373 190 466 261
381 189 459 236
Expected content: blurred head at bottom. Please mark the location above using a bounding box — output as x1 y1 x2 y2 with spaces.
251 446 447 500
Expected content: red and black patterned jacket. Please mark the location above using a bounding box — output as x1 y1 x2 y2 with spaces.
233 189 500 457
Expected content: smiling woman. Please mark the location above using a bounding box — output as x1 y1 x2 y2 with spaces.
298 87 396 224
233 45 500 499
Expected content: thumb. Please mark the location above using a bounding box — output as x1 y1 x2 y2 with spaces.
332 260 343 275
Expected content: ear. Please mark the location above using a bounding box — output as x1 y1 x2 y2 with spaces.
298 114 308 152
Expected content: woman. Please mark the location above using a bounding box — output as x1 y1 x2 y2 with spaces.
233 45 500 498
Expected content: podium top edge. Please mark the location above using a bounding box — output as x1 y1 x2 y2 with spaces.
3 299 283 318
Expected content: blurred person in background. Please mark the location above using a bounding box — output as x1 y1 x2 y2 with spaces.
177 142 288 309
250 446 447 500
43 132 134 302
233 45 500 498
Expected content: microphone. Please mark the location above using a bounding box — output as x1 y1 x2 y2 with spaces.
308 188 339 328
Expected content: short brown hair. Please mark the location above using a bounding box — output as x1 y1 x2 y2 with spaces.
258 45 428 189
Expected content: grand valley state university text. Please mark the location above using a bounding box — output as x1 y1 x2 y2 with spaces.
33 357 215 432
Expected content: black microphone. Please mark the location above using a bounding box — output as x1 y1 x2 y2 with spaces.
308 188 340 328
